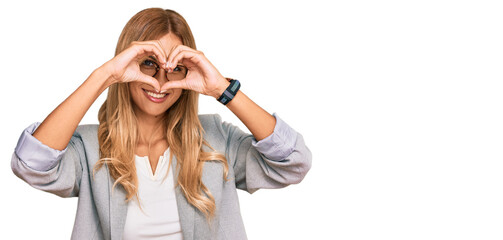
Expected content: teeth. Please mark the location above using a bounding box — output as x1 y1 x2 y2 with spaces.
145 90 167 99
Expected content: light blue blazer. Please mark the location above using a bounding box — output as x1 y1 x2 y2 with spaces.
11 114 311 240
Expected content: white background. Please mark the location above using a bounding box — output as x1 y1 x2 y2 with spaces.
1 0 502 239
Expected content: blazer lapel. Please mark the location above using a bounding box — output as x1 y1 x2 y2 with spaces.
108 166 128 240
172 155 195 240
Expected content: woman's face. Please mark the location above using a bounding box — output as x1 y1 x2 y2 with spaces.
129 33 184 119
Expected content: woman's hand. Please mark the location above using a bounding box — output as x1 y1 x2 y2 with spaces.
102 40 169 91
161 45 230 98
162 46 277 141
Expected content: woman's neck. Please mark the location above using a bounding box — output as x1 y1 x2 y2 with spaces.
135 113 166 145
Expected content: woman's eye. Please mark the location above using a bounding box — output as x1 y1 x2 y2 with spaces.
173 65 187 73
142 59 157 68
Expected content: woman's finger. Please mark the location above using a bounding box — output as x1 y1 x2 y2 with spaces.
136 40 168 60
132 41 168 66
136 72 161 91
160 79 189 92
170 49 206 72
166 45 198 68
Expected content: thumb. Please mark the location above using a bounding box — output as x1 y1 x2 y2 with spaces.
137 74 161 92
161 80 189 92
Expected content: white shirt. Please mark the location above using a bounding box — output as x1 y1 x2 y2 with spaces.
123 148 183 240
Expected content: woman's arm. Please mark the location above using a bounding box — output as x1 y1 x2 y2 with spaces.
32 69 111 150
163 45 311 192
162 45 276 141
32 41 169 151
208 113 311 193
216 87 276 141
12 41 171 198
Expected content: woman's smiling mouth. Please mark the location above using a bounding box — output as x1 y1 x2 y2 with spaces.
143 88 169 103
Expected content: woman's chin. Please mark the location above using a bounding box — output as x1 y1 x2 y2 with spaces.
144 108 170 118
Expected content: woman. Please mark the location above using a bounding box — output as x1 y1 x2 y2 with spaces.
11 8 311 240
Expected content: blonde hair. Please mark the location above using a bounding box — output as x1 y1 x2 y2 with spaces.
93 8 228 219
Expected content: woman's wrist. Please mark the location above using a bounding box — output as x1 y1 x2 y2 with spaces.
211 78 231 99
97 62 119 87
216 79 241 105
90 64 116 92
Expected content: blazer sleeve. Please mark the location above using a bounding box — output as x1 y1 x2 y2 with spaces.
214 113 312 193
11 122 83 198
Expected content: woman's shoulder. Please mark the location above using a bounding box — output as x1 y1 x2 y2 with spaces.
74 118 223 138
71 124 100 147
198 113 221 125
72 116 228 140
198 114 223 131
74 124 99 137
75 123 99 132
198 114 228 140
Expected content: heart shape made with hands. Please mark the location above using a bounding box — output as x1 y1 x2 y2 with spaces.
157 45 230 98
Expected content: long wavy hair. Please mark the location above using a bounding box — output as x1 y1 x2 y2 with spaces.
93 8 228 219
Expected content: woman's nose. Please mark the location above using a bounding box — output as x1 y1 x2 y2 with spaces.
155 68 170 85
